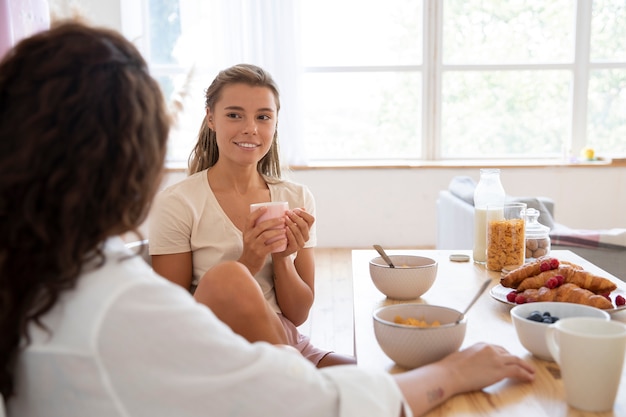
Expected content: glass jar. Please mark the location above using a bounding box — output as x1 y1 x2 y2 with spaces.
525 208 551 261
486 202 526 272
473 169 506 264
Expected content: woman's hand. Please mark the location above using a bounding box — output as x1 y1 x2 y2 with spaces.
394 342 535 417
239 207 286 275
440 343 535 393
278 208 315 257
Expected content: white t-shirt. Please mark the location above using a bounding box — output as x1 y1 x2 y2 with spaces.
6 237 408 417
148 170 316 313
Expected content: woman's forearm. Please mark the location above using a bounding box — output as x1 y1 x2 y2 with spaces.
272 255 314 325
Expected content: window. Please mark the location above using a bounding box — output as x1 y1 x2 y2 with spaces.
124 0 626 165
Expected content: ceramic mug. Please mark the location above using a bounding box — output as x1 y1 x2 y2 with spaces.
250 201 288 252
546 317 626 412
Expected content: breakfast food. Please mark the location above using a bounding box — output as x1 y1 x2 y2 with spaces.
515 266 617 294
487 218 525 271
501 256 621 309
525 237 550 259
394 315 441 327
526 310 559 323
515 283 613 310
501 257 560 288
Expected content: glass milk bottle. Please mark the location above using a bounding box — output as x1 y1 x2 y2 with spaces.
473 168 505 263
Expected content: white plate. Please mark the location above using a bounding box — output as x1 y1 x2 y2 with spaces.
490 284 626 314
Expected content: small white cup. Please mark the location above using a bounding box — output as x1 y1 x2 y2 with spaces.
250 201 288 252
546 317 626 412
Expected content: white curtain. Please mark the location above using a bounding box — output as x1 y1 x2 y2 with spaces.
227 0 306 166
196 0 306 165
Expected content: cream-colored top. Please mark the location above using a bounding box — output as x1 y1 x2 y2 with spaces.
148 170 316 312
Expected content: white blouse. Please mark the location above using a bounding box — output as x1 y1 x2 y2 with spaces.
6 237 409 417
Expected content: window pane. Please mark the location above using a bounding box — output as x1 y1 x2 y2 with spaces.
587 69 626 154
591 0 626 61
301 72 421 161
301 0 422 66
148 0 181 65
441 70 570 158
443 0 574 64
157 72 214 163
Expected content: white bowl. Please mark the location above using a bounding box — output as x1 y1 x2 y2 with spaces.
373 304 466 369
369 255 438 300
510 301 611 361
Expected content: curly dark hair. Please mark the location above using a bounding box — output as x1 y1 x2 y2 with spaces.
0 21 170 398
187 63 282 180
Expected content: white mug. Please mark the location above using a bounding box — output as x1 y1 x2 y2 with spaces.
250 202 288 252
546 317 626 412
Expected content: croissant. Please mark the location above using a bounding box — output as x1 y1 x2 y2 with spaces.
564 268 617 294
560 260 582 270
500 257 560 288
519 283 613 309
516 268 566 291
516 266 617 294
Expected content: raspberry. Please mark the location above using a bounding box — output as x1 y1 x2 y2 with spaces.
549 258 560 269
539 261 550 272
600 292 610 300
506 291 518 303
515 294 527 304
616 295 626 306
555 275 565 286
545 277 558 289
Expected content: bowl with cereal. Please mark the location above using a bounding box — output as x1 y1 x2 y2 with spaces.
373 303 466 369
510 301 610 361
369 255 438 300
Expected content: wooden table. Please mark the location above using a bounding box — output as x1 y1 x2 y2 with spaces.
352 249 626 417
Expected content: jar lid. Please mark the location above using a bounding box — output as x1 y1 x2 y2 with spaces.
525 208 550 238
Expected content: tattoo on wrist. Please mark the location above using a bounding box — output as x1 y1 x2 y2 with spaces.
426 387 444 403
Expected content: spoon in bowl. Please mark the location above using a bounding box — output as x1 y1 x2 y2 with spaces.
456 279 492 324
373 244 395 268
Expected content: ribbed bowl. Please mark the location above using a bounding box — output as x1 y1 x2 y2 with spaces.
369 255 438 300
373 304 466 369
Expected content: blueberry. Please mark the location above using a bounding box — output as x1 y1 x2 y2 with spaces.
526 310 559 323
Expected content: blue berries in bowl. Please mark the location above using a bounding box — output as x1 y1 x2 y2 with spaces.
511 301 610 361
526 310 559 324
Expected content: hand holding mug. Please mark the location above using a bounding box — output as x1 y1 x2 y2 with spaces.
250 202 289 253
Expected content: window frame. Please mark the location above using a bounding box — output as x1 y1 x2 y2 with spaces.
123 0 626 167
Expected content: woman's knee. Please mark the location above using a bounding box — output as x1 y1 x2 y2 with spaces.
194 261 264 310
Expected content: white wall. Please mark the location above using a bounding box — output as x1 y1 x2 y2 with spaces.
49 0 121 28
159 166 626 248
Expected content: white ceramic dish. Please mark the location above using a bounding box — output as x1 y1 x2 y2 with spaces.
369 255 438 300
510 301 611 361
373 303 466 369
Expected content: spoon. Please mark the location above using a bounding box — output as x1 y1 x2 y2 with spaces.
373 244 395 268
456 279 491 324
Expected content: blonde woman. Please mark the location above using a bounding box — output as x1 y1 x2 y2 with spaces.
149 64 355 367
